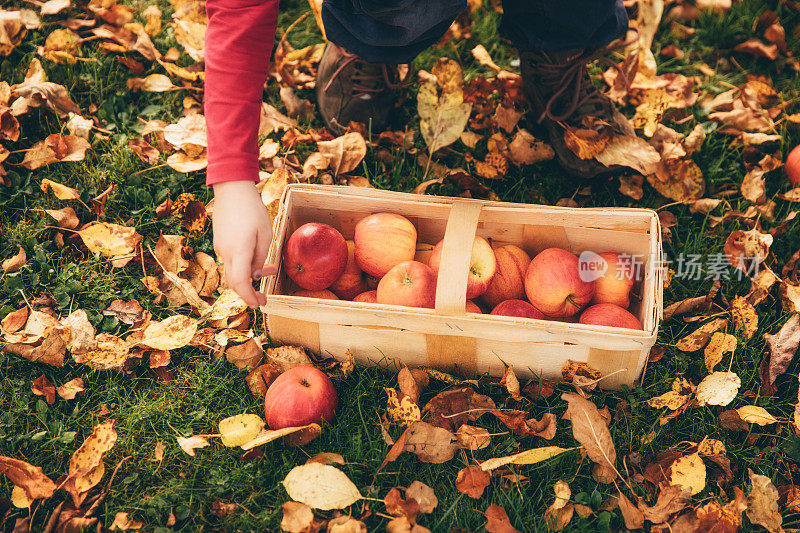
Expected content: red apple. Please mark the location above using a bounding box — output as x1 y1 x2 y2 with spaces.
353 290 378 303
481 245 531 308
579 303 643 330
490 299 546 319
466 300 483 313
429 236 497 299
292 289 339 299
591 252 636 308
525 248 595 317
414 242 435 265
377 260 436 308
283 223 348 290
329 241 369 300
264 365 338 429
788 145 800 187
354 213 417 278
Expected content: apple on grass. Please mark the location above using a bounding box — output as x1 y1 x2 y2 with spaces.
264 366 338 429
353 290 378 303
481 244 531 309
788 144 800 187
354 213 417 278
429 236 497 299
525 248 595 317
579 303 643 330
377 260 436 308
283 223 348 290
490 299 546 319
329 240 369 300
292 289 339 299
591 252 636 308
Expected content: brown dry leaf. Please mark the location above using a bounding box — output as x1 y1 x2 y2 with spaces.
103 299 146 325
724 228 772 272
177 435 210 456
259 102 296 135
10 59 80 118
1 306 30 334
316 132 367 175
40 177 80 200
282 463 362 510
305 452 345 466
418 58 472 152
44 206 79 229
455 465 490 498
172 192 207 233
618 492 644 530
39 28 81 64
638 485 691 524
781 281 800 313
0 457 56 500
246 363 281 398
32 374 56 404
508 128 554 165
109 512 143 531
22 134 90 170
455 424 491 450
735 38 779 60
501 365 522 400
544 480 573 531
397 367 429 404
141 4 161 36
597 134 662 175
471 44 501 72
484 503 520 533
327 516 366 532
153 234 188 276
127 73 177 92
266 345 312 372
618 175 644 200
78 222 141 267
747 469 782 532
4 331 67 367
279 86 313 120
646 157 706 202
764 314 800 388
403 421 458 464
280 501 319 533
2 246 26 273
384 486 420 523
730 296 758 339
225 339 263 370
492 104 521 133
128 138 159 165
64 419 116 505
704 332 737 372
564 127 610 160
561 393 616 477
57 378 86 400
675 318 728 351
140 315 197 351
171 0 207 62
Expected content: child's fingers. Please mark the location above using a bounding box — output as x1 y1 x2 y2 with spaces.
227 254 261 309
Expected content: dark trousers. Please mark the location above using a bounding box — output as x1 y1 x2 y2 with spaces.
321 0 628 64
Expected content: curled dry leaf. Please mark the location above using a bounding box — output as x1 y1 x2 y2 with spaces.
280 501 318 533
597 134 662 175
397 366 429 404
455 424 491 450
647 377 694 410
638 484 691 524
746 469 782 533
479 446 570 472
0 456 56 500
56 377 85 400
78 222 142 267
508 128 554 165
484 503 520 533
246 363 281 398
455 465 490 499
618 492 644 530
22 133 90 170
241 423 321 450
2 246 26 273
177 435 210 456
266 345 313 372
724 228 772 273
675 318 728 351
44 206 79 229
109 512 143 531
764 314 800 388
64 419 116 505
127 73 176 92
545 480 574 531
316 132 367 175
3 330 67 367
32 374 56 404
128 138 159 165
282 463 362 510
40 177 80 200
561 393 616 477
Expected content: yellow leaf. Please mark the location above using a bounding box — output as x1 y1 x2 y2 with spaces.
127 73 176 92
218 414 265 447
282 463 362 510
647 377 694 410
10 485 33 508
668 452 706 496
695 371 740 407
140 315 197 351
40 177 80 200
736 406 778 426
675 318 728 352
704 332 737 372
241 423 321 450
417 58 471 152
730 296 758 339
78 222 142 267
479 446 570 471
385 387 421 426
72 333 130 370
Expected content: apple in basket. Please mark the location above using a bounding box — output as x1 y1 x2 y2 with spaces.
353 290 378 303
377 260 437 308
481 244 531 309
354 213 417 278
591 252 636 308
292 289 339 299
579 303 643 330
329 241 370 300
787 144 800 187
264 366 338 429
490 299 546 319
525 248 595 317
429 236 497 299
283 223 348 290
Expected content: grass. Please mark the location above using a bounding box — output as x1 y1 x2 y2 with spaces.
1 0 800 531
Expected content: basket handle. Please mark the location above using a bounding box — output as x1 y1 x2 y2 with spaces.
434 200 483 316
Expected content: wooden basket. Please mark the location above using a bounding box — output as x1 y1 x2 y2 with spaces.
262 184 663 389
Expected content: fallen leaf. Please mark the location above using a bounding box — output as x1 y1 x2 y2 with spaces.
11 60 79 118
725 228 773 273
397 367 428 404
103 299 145 325
455 424 491 451
282 463 362 510
730 296 758 339
385 387 421 426
747 469 782 533
241 423 321 450
479 446 570 471
508 128 554 165
764 315 800 388
219 414 265 447
675 318 728 351
109 512 143 531
78 222 141 267
704 332 737 372
638 485 691 524
736 405 778 425
316 132 367 175
177 435 210 456
266 345 313 372
56 377 85 400
71 333 130 370
647 158 706 202
327 515 366 532
403 421 458 463
564 127 610 160
734 38 779 60
280 501 318 533
3 330 67 367
406 480 438 514
31 374 56 404
455 465 490 498
544 480 573 531
44 206 79 229
127 138 159 165
40 0 71 16
246 364 281 398
695 371 740 406
668 452 706 495
279 86 313 120
561 393 617 477
0 457 57 500
2 246 26 273
418 58 472 152
618 492 645 530
140 315 197 351
597 134 662 175
259 102 296 135
64 419 116 505
305 452 345 466
471 44 501 72
484 503 520 533
22 134 90 170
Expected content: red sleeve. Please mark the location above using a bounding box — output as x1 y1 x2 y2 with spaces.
204 0 279 185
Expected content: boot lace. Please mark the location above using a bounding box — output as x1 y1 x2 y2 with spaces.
533 30 639 124
323 48 401 98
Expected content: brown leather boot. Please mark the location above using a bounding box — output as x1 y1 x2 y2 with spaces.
520 44 635 178
315 43 404 134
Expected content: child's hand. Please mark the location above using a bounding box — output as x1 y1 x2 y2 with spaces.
212 181 277 309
